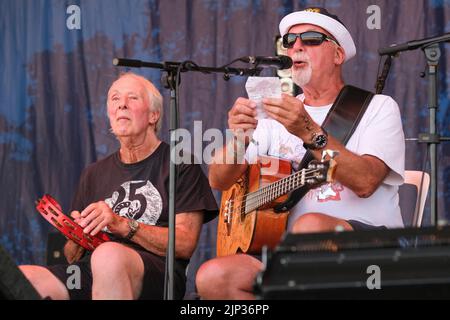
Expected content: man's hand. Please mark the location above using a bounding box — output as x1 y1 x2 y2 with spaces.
78 201 128 237
263 93 321 143
63 211 85 263
228 98 258 144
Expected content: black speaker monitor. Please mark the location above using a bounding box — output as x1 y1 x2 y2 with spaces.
255 226 450 299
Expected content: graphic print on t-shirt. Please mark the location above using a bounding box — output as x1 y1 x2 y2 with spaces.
105 180 163 225
306 182 344 202
276 139 305 171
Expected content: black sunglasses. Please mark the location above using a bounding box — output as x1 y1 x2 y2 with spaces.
282 31 339 48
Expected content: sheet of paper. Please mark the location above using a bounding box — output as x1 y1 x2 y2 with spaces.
245 77 282 120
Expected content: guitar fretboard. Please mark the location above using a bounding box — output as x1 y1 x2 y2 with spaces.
242 167 320 214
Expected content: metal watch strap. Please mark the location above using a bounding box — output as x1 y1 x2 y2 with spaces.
125 219 139 240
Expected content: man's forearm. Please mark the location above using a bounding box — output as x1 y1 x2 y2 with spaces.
126 212 204 260
310 136 389 197
209 141 248 190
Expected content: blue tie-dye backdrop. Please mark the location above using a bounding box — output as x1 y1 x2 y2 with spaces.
1 0 449 297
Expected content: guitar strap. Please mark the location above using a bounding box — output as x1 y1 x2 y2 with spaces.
274 85 374 213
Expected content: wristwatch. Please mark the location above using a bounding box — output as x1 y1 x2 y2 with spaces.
125 219 139 240
303 127 328 150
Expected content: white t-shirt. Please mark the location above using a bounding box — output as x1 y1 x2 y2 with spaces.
245 94 405 229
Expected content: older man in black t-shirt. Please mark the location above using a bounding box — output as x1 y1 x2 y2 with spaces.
20 73 217 300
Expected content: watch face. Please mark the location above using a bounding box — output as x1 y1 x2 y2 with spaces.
314 134 328 148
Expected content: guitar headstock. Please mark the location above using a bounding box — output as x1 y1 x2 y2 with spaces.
305 149 339 187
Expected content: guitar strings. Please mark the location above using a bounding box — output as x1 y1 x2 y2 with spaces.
243 171 323 213
231 168 320 204
227 167 324 214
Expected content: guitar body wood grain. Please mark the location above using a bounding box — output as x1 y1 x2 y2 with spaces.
216 156 291 256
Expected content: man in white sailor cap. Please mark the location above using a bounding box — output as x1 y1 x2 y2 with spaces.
196 7 405 299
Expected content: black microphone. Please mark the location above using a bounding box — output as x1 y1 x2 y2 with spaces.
113 58 144 67
241 55 293 69
112 58 167 70
379 33 450 56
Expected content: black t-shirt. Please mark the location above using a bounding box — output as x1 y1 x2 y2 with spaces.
71 141 218 251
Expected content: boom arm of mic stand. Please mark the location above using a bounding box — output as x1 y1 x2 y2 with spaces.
113 57 261 77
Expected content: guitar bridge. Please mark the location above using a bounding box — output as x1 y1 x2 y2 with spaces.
223 199 234 236
224 200 232 224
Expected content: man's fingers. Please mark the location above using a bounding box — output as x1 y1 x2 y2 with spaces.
230 104 257 119
231 124 258 131
229 113 258 126
263 94 303 111
80 202 100 217
83 215 105 235
70 211 81 219
89 221 108 236
262 97 283 106
235 97 256 108
70 211 82 224
264 103 290 119
79 209 101 227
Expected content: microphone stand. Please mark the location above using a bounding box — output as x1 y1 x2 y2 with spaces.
421 43 450 226
378 34 450 226
112 58 261 299
375 55 392 94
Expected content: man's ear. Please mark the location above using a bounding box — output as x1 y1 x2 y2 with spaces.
149 110 160 125
335 46 346 66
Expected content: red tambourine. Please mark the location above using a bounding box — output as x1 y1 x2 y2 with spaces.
36 194 110 251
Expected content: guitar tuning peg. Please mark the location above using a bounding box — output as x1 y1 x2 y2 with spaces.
321 149 340 161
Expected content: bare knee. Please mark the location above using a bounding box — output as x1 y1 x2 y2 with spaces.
20 265 44 289
291 213 352 234
90 242 144 299
196 259 229 296
291 213 327 233
19 265 69 300
91 242 134 275
196 255 262 300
